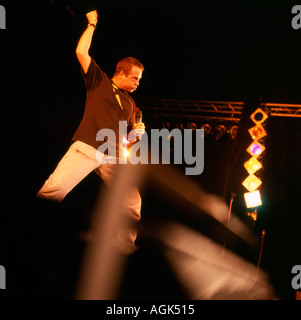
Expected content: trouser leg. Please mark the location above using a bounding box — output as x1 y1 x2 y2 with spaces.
37 141 103 202
118 187 142 253
95 163 142 254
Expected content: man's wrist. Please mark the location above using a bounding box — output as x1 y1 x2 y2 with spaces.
87 23 96 29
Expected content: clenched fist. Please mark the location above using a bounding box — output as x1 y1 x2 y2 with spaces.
133 122 145 137
86 10 98 26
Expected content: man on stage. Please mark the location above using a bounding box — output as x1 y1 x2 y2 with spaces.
37 10 145 254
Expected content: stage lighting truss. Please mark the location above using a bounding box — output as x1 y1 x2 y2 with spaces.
134 98 301 211
136 99 301 120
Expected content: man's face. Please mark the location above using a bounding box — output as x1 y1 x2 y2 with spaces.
119 66 143 92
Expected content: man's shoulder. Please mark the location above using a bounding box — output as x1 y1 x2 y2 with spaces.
83 58 111 90
90 58 109 78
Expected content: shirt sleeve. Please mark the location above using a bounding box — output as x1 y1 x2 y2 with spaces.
81 58 104 90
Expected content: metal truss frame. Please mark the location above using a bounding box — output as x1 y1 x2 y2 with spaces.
136 99 301 121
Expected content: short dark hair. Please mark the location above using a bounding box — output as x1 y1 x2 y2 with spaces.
114 57 144 76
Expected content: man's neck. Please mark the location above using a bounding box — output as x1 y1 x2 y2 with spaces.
112 77 121 89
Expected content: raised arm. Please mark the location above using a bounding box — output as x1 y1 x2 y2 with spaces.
76 10 98 74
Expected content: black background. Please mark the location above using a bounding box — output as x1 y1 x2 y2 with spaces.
1 0 301 300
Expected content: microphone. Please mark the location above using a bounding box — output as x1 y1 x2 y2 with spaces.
136 110 142 141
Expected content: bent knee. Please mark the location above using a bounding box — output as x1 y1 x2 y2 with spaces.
37 178 66 202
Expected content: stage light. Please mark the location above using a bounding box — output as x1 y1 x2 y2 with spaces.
250 108 268 125
242 174 262 193
161 121 170 129
247 141 265 157
122 137 129 144
123 149 129 158
214 124 226 140
228 125 239 139
246 209 258 221
248 124 267 141
187 122 197 131
244 157 263 175
244 191 262 208
241 106 268 210
175 122 184 131
120 137 130 159
201 123 212 136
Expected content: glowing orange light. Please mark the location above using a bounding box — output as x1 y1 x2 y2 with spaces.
242 174 262 192
122 137 130 144
244 157 263 175
248 124 267 140
244 191 262 208
250 108 268 125
242 107 267 211
247 209 258 221
123 149 129 158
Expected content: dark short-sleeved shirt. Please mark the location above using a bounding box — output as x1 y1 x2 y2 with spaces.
72 58 136 156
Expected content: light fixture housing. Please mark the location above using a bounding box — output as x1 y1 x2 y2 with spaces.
201 123 212 135
247 141 266 158
250 108 268 125
242 174 262 192
244 157 263 175
228 125 239 139
244 190 262 208
214 124 226 140
248 124 267 141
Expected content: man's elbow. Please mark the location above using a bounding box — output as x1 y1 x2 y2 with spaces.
76 50 90 65
75 50 91 74
76 49 86 59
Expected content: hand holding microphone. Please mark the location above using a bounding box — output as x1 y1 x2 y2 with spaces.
134 110 145 141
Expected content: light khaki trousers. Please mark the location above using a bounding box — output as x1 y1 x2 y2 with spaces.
37 141 141 254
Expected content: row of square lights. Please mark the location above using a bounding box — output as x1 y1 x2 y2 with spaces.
242 108 269 209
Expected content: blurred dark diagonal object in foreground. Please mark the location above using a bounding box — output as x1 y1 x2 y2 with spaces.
76 163 276 299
